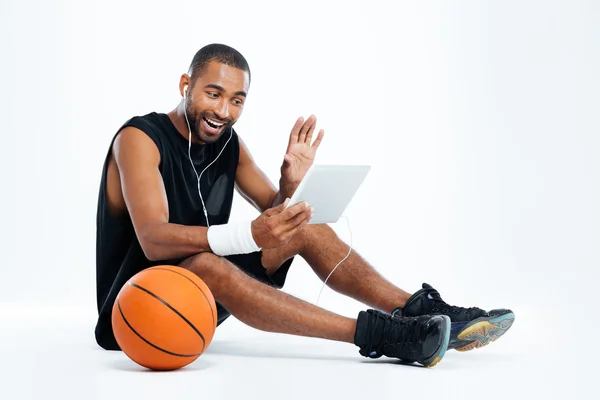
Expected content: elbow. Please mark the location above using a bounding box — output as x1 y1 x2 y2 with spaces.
140 241 162 262
142 247 162 262
138 226 163 261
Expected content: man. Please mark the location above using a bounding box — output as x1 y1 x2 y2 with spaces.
95 43 514 368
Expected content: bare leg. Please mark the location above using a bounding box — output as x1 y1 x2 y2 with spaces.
179 252 356 343
262 224 412 314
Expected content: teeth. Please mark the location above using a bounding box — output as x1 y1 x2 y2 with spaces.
205 117 224 127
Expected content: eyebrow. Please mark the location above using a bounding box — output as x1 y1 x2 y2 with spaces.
204 83 247 98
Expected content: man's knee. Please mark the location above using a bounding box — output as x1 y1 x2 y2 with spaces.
180 251 220 267
179 252 232 284
295 224 333 251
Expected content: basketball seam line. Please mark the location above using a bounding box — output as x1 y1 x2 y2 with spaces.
129 282 206 352
117 300 201 358
149 267 216 327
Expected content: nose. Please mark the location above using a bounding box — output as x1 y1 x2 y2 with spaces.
213 99 230 120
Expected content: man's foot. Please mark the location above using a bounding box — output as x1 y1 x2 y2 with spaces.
392 283 515 352
354 309 450 367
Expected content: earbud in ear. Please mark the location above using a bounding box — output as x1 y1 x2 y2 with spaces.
183 84 188 97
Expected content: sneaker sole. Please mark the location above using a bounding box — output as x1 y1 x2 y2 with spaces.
452 312 515 352
421 315 451 367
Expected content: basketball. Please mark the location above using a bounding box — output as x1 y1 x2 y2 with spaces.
111 265 217 371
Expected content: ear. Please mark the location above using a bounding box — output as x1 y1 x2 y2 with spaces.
179 74 191 97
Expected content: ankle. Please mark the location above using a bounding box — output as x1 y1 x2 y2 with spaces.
345 318 358 344
393 292 412 309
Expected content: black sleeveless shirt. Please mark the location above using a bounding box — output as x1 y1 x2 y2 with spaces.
94 112 240 350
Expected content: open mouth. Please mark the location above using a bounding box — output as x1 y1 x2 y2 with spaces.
203 116 225 131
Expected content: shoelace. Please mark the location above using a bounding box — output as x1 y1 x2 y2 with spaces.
364 314 422 358
384 317 422 355
426 289 483 315
431 300 482 315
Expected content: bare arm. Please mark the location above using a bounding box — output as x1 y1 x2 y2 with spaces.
113 127 211 261
235 136 284 212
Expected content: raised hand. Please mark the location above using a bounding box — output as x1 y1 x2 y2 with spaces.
280 115 325 189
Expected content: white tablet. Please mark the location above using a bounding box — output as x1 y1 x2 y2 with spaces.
284 165 371 224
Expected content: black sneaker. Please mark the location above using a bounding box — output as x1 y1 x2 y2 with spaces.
392 283 515 352
354 309 450 367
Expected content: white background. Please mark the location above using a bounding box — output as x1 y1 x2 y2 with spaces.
0 0 598 399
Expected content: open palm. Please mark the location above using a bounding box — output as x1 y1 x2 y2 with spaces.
280 115 325 186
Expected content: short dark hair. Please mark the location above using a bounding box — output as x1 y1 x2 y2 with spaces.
187 43 251 86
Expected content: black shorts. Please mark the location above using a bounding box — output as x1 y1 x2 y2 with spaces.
216 251 294 326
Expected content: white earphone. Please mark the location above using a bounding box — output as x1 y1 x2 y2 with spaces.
182 82 233 227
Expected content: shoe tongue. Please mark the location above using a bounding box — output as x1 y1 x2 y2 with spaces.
422 283 443 301
403 283 444 316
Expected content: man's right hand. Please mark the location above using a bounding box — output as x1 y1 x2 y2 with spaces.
251 199 314 249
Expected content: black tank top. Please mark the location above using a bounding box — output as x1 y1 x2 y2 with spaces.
94 111 239 350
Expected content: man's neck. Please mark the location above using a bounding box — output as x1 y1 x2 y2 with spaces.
167 105 205 144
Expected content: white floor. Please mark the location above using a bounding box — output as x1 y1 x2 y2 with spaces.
0 303 588 400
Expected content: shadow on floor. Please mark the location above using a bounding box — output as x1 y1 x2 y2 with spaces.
206 340 359 362
109 357 214 373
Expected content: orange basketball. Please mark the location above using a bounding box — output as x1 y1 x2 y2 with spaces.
111 265 217 371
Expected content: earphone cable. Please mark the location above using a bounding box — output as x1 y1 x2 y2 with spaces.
315 215 352 307
183 92 232 228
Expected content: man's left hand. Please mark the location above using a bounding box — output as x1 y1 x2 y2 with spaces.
280 115 324 193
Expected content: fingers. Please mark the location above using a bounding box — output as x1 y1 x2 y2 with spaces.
305 122 316 144
264 198 290 217
311 129 325 149
267 200 311 230
262 200 313 244
278 200 310 221
288 117 304 147
298 115 316 143
288 115 323 147
279 201 313 231
280 211 312 240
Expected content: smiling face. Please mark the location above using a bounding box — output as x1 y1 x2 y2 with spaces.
184 61 250 144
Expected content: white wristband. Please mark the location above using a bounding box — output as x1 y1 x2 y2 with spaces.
207 221 261 256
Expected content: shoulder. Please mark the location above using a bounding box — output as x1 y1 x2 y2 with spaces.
120 113 164 141
113 112 165 158
112 112 165 165
113 125 161 165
